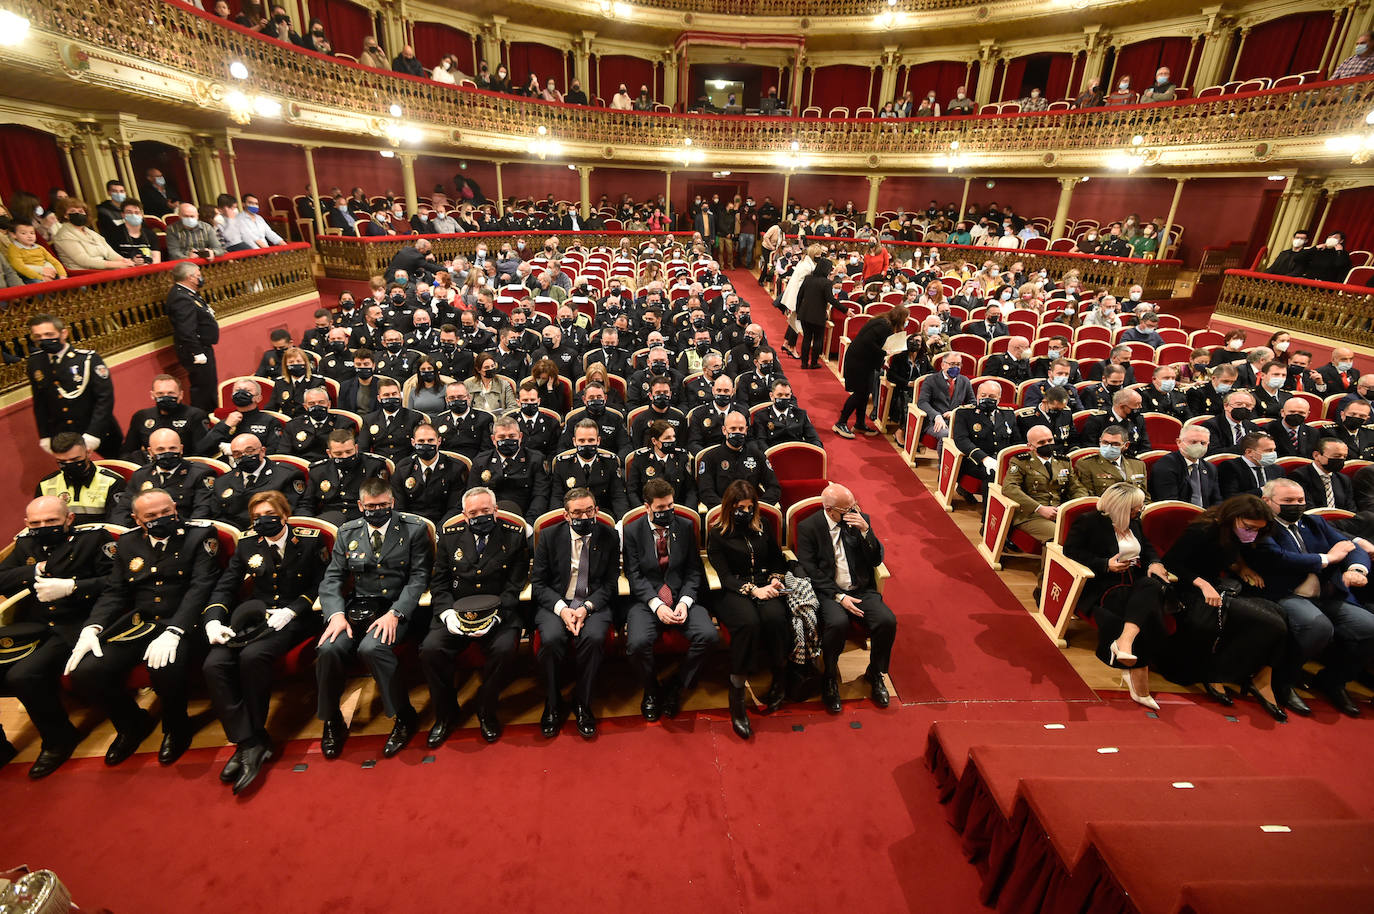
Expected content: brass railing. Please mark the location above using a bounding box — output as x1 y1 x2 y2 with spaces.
17 0 1374 162
1214 269 1374 347
587 0 989 13
1196 240 1250 282
0 245 316 395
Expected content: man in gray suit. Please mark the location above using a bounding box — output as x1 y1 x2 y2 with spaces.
915 351 975 448
315 477 433 760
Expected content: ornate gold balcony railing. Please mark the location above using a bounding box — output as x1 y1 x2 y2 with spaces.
15 0 1374 168
1214 269 1374 347
0 245 315 396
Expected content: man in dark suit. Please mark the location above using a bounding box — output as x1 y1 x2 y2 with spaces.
531 488 620 739
1251 360 1292 420
692 202 716 249
1265 398 1322 458
965 303 1009 341
113 428 216 525
1256 478 1374 716
951 380 1018 495
1148 425 1221 506
623 479 716 721
1186 363 1239 418
795 483 895 712
916 352 974 449
1318 347 1359 394
325 194 358 236
164 262 220 412
1292 437 1354 511
384 238 435 285
1200 390 1262 456
1218 432 1282 497
1264 230 1311 277
211 434 306 529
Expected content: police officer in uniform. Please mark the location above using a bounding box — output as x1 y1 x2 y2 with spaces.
628 420 696 509
558 383 629 457
420 487 531 746
113 428 215 525
27 314 122 456
0 496 115 779
212 433 306 529
358 378 428 463
302 429 391 528
1015 386 1077 455
1186 364 1239 418
317 329 356 383
630 378 687 450
687 376 746 453
432 384 494 460
254 330 293 380
121 374 211 458
280 386 350 462
684 356 724 410
390 423 468 526
1138 365 1191 420
751 379 822 447
1075 425 1150 499
628 351 686 408
64 488 222 765
1081 389 1152 458
733 352 782 408
206 379 284 457
582 327 632 378
982 336 1034 385
373 330 422 383
202 490 328 793
34 432 126 522
951 381 1019 495
513 385 562 456
470 416 551 519
165 261 220 412
699 411 782 508
1002 426 1087 545
315 477 433 759
548 420 630 518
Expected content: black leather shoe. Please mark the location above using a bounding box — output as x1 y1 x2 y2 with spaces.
1280 690 1312 716
0 737 16 769
758 677 787 714
867 669 891 708
661 680 683 719
540 702 565 739
574 704 597 739
822 676 842 714
232 743 273 795
106 713 156 766
320 715 347 759
1247 685 1288 723
427 715 454 749
1201 683 1234 707
641 689 662 722
28 739 78 780
728 685 752 739
219 745 248 782
158 727 192 766
476 708 502 743
1316 674 1361 717
383 715 416 758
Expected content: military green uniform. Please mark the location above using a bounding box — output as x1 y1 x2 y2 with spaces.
1016 405 1076 454
1074 454 1150 500
1002 452 1087 542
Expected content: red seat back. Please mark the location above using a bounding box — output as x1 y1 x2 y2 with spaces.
1140 501 1204 554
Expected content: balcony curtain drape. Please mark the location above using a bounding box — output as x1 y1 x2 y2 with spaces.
1234 12 1334 81
1043 53 1073 100
597 55 655 100
411 23 475 75
506 42 569 90
808 64 872 113
311 0 374 61
1323 188 1374 257
999 57 1028 100
902 60 972 105
0 127 65 204
1113 38 1192 93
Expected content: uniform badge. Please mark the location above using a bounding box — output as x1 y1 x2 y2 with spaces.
438 425 448 435
173 419 186 428
129 556 144 572
703 417 712 428
348 540 358 550
744 457 757 470
320 479 332 493
406 476 417 490
248 554 264 569
282 391 291 399
297 431 308 441
481 470 492 482
768 421 775 430
293 479 306 494
720 459 730 470
31 370 42 382
567 476 577 487
205 538 218 555
453 548 463 560
58 492 70 503
0 638 11 648
102 542 117 558
645 466 656 476
95 364 109 379
370 424 380 435
144 418 156 429
973 423 982 432
222 488 234 498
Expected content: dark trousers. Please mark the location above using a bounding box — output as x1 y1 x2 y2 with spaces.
1275 595 1374 689
535 607 612 709
624 602 720 691
713 591 789 675
419 615 521 718
838 376 875 427
202 603 317 745
181 349 219 413
800 321 825 366
1093 576 1169 668
314 614 413 721
69 625 202 735
1 637 78 746
818 590 897 675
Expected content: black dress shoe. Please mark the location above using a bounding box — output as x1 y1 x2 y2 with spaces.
640 689 662 722
383 715 416 758
1247 685 1288 723
220 745 248 782
661 681 683 719
0 737 17 769
427 715 454 749
476 709 502 743
1201 683 1234 707
28 739 78 780
232 743 273 795
1280 690 1312 716
105 713 156 767
320 715 347 760
158 727 192 766
822 676 842 714
574 704 597 739
1316 674 1361 717
758 677 787 714
867 669 891 708
728 685 752 739
540 702 565 739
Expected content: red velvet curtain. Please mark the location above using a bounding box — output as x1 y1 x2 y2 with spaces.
596 55 654 101
1234 12 1333 81
999 57 1027 101
311 0 374 60
1044 54 1073 99
902 61 971 105
0 126 66 205
808 64 872 113
505 42 569 90
1114 37 1192 93
1324 187 1374 254
410 23 475 74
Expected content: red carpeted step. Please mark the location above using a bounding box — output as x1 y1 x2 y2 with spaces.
1082 820 1374 914
1176 879 1374 914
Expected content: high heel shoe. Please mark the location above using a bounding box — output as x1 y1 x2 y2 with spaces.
1121 673 1160 711
1247 683 1288 723
1109 641 1138 668
1201 683 1233 707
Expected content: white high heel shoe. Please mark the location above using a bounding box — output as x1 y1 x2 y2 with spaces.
1122 672 1160 711
1109 640 1138 667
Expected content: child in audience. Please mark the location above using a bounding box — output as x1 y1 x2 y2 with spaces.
6 222 66 283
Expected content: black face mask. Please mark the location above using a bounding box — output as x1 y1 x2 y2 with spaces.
68 213 89 227
355 367 374 380
447 399 469 415
390 294 405 305
1325 457 1346 473
649 362 668 376
651 393 671 409
1282 413 1305 428
60 461 89 487
414 325 431 336
236 454 263 474
155 395 178 413
37 338 63 355
1344 415 1366 431
286 363 306 378
774 397 794 410
713 393 733 408
253 515 285 538
1230 407 1252 423
977 398 998 412
569 516 596 536
726 432 746 448
1035 443 1056 459
414 443 439 460
585 399 606 417
696 341 712 355
339 301 354 311
145 514 180 539
153 451 183 471
334 454 359 473
329 341 348 353
495 438 520 458
418 370 436 383
756 362 774 376
379 397 401 412
362 506 392 528
576 443 599 460
385 342 404 354
733 508 755 525
650 509 674 527
1277 503 1306 523
28 523 68 550
468 513 496 536
231 390 255 408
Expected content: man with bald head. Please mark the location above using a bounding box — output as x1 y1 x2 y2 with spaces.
0 496 116 778
983 335 1033 384
113 427 216 526
1081 388 1151 457
206 377 283 456
211 433 305 529
65 488 222 766
1319 347 1359 393
1002 425 1086 544
794 483 895 712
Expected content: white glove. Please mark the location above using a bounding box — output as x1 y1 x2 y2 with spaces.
63 625 103 675
982 456 998 473
82 433 100 451
33 573 76 603
265 608 296 631
192 353 208 365
144 630 181 670
204 620 235 645
38 437 52 454
441 609 462 635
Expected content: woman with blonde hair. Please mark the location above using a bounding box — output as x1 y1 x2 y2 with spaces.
583 361 624 409
268 347 317 417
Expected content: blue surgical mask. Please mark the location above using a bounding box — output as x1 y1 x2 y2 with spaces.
1046 348 1062 359
944 366 961 379
124 213 143 228
1099 444 1122 461
1216 382 1232 394
246 204 260 214
1259 451 1278 467
1160 379 1176 392
181 216 199 230
1048 375 1068 387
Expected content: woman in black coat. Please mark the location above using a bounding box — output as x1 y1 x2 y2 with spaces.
1064 483 1171 709
795 257 840 369
834 305 908 438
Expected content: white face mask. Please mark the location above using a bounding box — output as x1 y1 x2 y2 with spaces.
1275 341 1289 352
1292 238 1306 249
1337 360 1353 371
1326 236 1341 247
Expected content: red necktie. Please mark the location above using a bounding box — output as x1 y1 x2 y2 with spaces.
1295 374 1304 392
654 528 672 607
947 378 956 399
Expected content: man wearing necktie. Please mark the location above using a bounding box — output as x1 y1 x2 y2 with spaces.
211 433 306 530
531 488 620 739
1200 390 1261 457
623 479 716 722
1149 425 1221 507
113 428 215 525
1219 432 1282 498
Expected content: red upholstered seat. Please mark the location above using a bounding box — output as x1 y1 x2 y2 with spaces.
1140 500 1203 555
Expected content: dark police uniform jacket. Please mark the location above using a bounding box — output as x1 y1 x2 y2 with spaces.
206 409 284 455
630 405 687 451
113 459 216 525
212 461 307 529
390 453 469 525
547 449 629 518
0 524 115 643
559 406 630 457
626 447 696 509
317 348 356 383
698 442 781 507
686 404 745 453
320 513 432 623
430 516 531 622
88 521 222 635
27 346 119 443
750 404 822 448
165 283 219 365
281 413 352 462
432 407 494 460
513 409 562 458
469 447 550 518
952 404 1018 465
1138 386 1191 420
302 454 392 521
204 524 330 624
122 404 212 458
358 406 429 463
